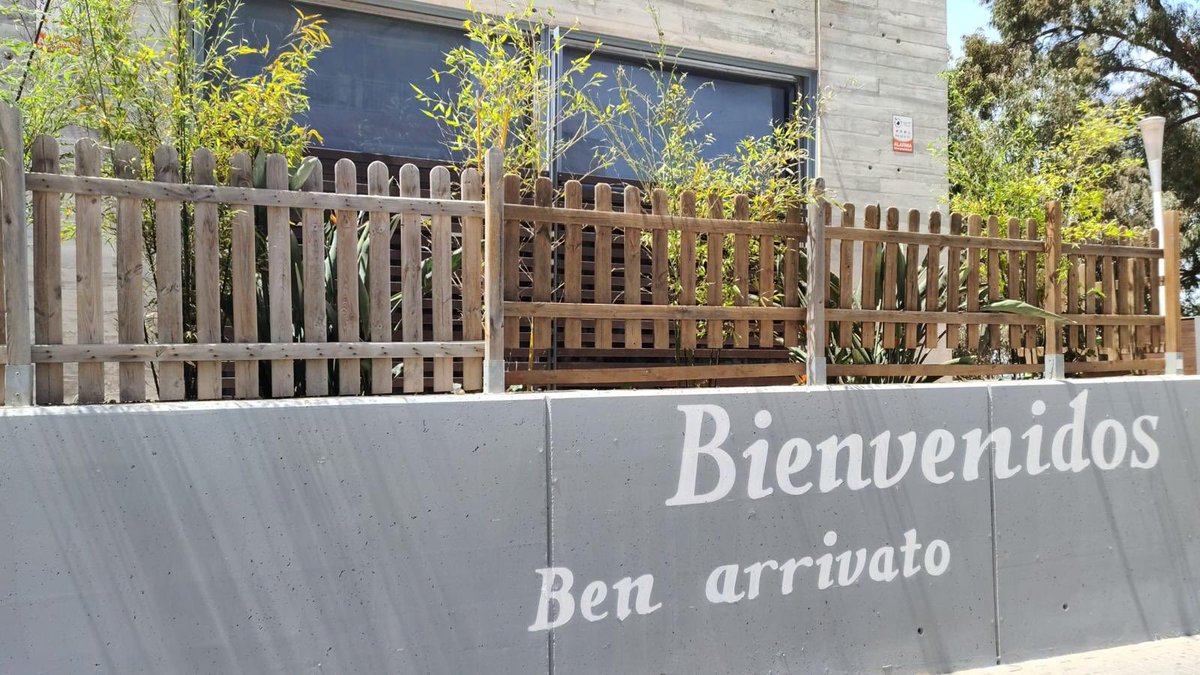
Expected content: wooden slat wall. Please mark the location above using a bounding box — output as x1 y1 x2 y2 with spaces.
7 139 1179 401
21 142 486 403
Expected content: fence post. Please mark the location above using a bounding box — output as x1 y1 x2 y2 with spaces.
805 178 827 385
482 147 505 393
1043 201 1064 380
1163 209 1184 375
0 103 31 405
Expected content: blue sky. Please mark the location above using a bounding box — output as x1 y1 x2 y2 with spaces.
947 0 998 59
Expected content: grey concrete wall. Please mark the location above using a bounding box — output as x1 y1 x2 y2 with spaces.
2 378 1198 673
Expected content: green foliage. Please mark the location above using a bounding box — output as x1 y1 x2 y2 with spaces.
586 20 818 223
942 62 1143 242
413 0 608 187
970 0 1200 309
0 0 328 174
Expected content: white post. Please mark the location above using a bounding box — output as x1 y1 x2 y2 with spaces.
1138 117 1175 368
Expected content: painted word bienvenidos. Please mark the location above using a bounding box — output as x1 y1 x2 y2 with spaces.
666 390 1158 507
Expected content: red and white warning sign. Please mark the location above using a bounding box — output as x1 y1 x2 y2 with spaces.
892 115 913 153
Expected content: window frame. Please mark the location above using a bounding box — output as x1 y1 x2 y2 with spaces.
551 32 816 190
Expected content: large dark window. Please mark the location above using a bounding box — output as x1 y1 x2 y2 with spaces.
227 0 465 160
558 48 796 181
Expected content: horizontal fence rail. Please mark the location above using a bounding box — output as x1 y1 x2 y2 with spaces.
0 102 1184 404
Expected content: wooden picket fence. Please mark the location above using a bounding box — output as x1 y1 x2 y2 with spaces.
817 201 1178 380
500 176 807 386
0 103 1186 405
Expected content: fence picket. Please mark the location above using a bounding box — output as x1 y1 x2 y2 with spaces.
1149 229 1162 349
594 183 614 349
1065 246 1080 351
32 135 63 404
1117 227 1133 355
986 215 1001 349
882 207 900 349
1083 238 1098 356
299 159 326 397
503 175 521 349
192 148 220 400
267 155 294 397
369 161 394 394
1101 232 1118 358
651 188 670 349
335 158 361 395
758 207 776 349
461 168 484 390
837 204 855 347
1005 217 1021 352
230 154 261 398
564 181 584 349
623 186 643 349
705 194 724 349
861 205 881 349
430 166 453 392
1134 232 1150 349
153 146 184 401
904 209 921 348
965 215 982 350
1023 218 1038 357
115 143 145 402
679 190 698 350
783 205 802 348
75 139 104 403
924 212 942 349
400 163 423 393
945 214 964 350
532 178 553 352
733 195 751 348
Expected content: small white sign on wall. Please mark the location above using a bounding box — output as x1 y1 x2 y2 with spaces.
893 115 914 153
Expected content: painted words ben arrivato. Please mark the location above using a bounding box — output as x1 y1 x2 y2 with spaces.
528 391 1160 632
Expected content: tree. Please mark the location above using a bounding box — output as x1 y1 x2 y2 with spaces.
944 42 1144 242
978 0 1200 310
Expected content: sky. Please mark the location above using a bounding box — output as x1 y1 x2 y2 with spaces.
947 0 998 60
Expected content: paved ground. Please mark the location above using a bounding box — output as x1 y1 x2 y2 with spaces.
955 635 1200 674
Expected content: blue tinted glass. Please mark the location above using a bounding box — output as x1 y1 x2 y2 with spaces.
226 0 464 159
560 49 791 179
